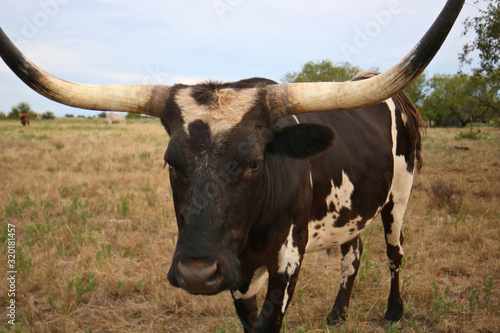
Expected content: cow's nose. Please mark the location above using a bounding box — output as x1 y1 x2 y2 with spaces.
175 259 223 294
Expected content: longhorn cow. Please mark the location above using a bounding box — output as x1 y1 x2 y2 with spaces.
105 112 126 126
0 1 464 331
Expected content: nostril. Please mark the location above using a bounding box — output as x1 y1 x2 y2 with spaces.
170 256 238 294
178 259 218 282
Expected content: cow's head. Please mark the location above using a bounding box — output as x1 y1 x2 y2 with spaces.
0 0 464 295
162 79 335 294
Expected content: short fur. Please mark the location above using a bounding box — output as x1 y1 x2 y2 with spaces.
353 71 424 172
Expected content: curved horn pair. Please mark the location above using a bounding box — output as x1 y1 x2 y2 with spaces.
0 0 464 119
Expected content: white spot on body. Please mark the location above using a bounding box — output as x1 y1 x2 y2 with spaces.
340 245 359 288
277 225 301 276
389 260 399 278
384 97 414 255
385 97 397 159
331 171 354 211
306 214 376 253
277 224 302 314
232 266 269 299
282 281 290 313
175 87 259 135
306 172 364 252
386 155 413 250
401 110 408 125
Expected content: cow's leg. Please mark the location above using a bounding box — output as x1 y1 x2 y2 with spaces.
245 224 305 332
232 295 259 333
381 195 406 321
327 235 363 324
233 266 302 333
249 265 302 333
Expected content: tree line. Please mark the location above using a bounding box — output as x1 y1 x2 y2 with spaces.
0 105 145 120
1 102 55 120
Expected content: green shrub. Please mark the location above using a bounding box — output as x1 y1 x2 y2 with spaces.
455 129 491 140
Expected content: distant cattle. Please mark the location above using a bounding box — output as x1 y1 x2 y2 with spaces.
19 113 29 126
32 112 43 119
105 113 126 126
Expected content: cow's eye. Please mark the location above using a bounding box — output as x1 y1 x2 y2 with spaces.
248 160 263 173
164 160 175 173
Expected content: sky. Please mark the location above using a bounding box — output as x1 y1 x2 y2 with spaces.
0 0 481 117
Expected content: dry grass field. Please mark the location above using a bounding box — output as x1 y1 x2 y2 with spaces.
0 118 499 333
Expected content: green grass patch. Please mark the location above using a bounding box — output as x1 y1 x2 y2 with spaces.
455 129 491 140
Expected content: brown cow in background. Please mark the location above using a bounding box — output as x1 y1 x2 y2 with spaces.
19 113 29 126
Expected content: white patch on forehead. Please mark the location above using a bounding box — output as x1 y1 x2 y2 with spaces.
175 87 259 135
277 225 301 276
232 266 269 299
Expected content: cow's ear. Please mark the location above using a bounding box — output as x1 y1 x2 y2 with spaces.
267 123 335 159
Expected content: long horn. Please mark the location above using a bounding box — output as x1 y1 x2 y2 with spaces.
0 28 170 118
267 0 465 117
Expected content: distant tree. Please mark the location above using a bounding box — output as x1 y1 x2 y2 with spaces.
421 74 496 127
126 112 142 119
42 111 55 120
403 72 430 110
282 60 362 83
468 74 500 117
8 102 32 119
98 112 107 118
459 0 499 121
460 0 500 78
65 114 74 118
